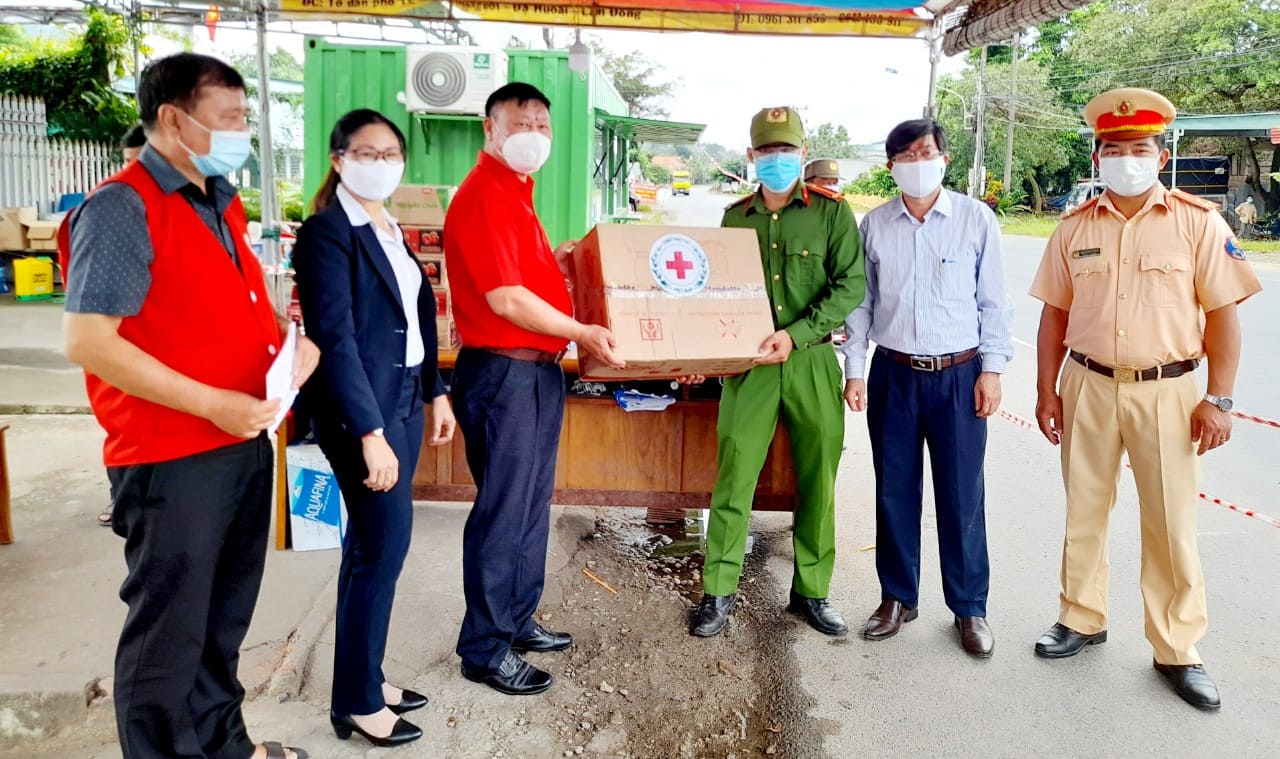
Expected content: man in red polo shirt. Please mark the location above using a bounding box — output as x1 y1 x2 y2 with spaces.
445 82 623 696
62 53 317 759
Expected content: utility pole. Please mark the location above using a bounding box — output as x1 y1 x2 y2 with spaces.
1002 31 1020 190
971 46 987 198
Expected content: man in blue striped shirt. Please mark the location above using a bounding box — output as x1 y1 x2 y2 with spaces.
843 119 1013 658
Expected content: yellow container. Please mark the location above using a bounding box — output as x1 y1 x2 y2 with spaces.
14 256 54 301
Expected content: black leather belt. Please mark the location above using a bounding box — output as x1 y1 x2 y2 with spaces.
1069 350 1199 383
473 346 566 364
878 346 979 372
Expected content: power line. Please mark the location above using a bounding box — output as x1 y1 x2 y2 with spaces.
1042 42 1280 84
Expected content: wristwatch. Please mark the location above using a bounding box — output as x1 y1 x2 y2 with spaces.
1203 394 1234 412
364 428 385 439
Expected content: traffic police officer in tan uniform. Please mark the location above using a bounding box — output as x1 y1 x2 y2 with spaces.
1029 88 1262 710
804 158 843 192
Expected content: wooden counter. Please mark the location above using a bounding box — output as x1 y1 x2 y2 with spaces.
410 351 797 512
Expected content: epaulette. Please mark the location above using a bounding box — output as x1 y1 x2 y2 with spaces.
725 193 754 211
1061 196 1099 219
1169 188 1218 211
805 183 844 202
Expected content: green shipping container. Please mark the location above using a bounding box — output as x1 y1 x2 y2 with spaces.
303 39 631 246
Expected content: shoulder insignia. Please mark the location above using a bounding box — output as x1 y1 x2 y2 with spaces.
725 193 754 211
1061 196 1099 219
1170 188 1218 211
805 183 844 202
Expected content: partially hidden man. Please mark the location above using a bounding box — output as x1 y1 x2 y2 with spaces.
1030 87 1262 710
690 106 866 638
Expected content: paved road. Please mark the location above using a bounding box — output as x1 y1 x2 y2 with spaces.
663 185 1280 756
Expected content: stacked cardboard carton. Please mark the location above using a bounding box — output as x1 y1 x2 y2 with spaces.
0 207 63 252
390 185 457 349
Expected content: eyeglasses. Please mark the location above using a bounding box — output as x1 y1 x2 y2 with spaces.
339 147 405 165
892 150 944 163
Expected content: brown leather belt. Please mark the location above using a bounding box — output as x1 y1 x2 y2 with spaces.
473 346 566 364
877 346 979 372
1069 350 1199 383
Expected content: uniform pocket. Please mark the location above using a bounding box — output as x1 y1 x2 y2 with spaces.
1138 254 1192 308
1068 257 1110 309
935 252 977 302
784 241 826 284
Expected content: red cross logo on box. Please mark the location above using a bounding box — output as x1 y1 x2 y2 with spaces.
649 234 710 296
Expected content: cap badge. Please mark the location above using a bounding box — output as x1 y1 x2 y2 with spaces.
766 108 788 123
1113 100 1134 118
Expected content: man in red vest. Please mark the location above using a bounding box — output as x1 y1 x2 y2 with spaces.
62 53 318 759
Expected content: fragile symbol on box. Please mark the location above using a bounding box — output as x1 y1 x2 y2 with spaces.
649 234 709 296
639 318 663 341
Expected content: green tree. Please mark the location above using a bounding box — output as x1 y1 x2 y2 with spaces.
936 56 1080 202
806 122 862 159
0 9 137 142
1054 0 1280 209
589 42 678 118
846 166 899 197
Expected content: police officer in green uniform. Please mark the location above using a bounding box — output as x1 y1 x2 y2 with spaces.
690 107 866 638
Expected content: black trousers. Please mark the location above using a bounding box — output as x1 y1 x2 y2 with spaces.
108 435 273 759
451 349 565 672
317 367 424 715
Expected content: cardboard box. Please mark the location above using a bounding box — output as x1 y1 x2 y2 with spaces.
436 317 459 349
388 185 448 227
572 224 776 380
286 445 348 552
420 254 446 288
0 207 37 251
402 226 421 253
23 219 59 252
418 228 443 254
434 289 450 318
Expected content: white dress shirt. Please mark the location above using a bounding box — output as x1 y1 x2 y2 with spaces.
336 184 426 367
844 189 1014 379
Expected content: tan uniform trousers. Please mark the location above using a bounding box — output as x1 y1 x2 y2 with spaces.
1057 358 1207 665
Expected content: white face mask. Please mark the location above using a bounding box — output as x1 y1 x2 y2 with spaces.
1098 156 1160 197
499 130 552 175
340 158 405 203
891 157 946 198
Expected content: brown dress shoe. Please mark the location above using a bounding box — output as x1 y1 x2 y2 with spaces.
955 616 994 658
863 599 918 640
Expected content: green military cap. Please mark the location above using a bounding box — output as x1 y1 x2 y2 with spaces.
750 106 805 148
804 158 841 182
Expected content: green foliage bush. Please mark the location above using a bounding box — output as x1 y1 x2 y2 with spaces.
0 9 137 143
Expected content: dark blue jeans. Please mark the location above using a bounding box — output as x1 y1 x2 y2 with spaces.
451 348 565 672
866 349 990 618
320 367 424 715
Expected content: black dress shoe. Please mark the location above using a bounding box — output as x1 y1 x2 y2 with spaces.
955 616 994 658
512 623 573 653
1154 661 1222 711
1034 622 1107 659
863 599 918 640
330 711 422 747
387 688 428 715
689 593 736 637
787 590 848 636
461 651 553 696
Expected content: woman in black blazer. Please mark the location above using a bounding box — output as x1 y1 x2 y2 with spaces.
292 109 455 749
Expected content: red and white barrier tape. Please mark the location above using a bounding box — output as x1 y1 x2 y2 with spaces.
996 408 1280 529
1231 410 1280 430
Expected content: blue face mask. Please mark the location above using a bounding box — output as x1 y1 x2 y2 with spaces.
754 151 803 193
180 111 252 177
